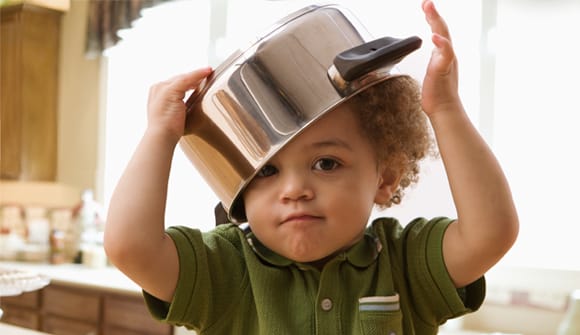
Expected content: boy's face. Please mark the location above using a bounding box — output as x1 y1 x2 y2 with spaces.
243 104 397 264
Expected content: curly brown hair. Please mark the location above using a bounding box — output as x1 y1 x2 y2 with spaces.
347 75 435 208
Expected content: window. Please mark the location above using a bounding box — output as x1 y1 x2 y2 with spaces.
102 0 579 270
487 0 580 269
102 0 216 228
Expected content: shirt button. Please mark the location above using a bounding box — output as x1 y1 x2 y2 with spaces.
320 298 333 311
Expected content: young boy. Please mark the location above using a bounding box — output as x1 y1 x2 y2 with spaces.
105 1 518 334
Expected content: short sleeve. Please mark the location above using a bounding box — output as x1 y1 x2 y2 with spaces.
143 224 249 331
403 217 485 323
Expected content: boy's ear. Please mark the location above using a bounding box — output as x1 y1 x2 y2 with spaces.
374 164 402 205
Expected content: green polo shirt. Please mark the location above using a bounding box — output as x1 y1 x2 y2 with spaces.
144 217 485 335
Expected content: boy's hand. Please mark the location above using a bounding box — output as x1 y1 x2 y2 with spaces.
420 0 461 116
146 67 213 142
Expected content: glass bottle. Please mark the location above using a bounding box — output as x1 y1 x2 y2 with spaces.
67 189 98 263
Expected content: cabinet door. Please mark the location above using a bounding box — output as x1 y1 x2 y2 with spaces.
102 294 172 335
42 285 100 323
0 4 59 180
0 305 40 330
1 290 40 308
0 5 23 178
102 325 161 335
42 315 99 335
0 290 40 329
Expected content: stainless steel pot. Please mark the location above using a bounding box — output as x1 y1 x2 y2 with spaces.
181 4 421 223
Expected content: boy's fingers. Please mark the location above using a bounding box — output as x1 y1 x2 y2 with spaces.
422 0 452 43
432 33 454 60
168 67 213 94
431 33 455 74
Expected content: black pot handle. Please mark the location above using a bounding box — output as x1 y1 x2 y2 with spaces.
333 36 422 81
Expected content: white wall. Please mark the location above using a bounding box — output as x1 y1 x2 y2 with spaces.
57 0 102 194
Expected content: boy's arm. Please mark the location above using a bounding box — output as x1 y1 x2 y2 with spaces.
421 1 519 288
104 68 213 302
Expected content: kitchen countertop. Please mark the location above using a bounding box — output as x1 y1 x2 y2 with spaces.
0 261 141 295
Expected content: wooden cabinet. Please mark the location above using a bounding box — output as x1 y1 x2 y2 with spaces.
0 3 61 180
102 294 174 335
0 284 173 335
0 290 41 329
41 285 100 335
42 317 99 335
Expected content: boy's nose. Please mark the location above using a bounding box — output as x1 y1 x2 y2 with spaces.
279 172 314 202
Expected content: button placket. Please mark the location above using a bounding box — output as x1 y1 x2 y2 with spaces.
315 260 342 335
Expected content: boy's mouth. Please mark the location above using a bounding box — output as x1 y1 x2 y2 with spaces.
282 213 323 225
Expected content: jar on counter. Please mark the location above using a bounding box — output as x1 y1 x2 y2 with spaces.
49 228 66 264
0 228 25 260
81 244 107 268
25 206 50 245
0 205 25 239
0 205 25 260
50 208 74 263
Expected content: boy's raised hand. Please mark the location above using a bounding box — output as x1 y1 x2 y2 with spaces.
105 67 212 302
146 67 213 142
420 0 461 116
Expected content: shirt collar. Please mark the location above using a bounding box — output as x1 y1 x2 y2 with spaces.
241 224 382 269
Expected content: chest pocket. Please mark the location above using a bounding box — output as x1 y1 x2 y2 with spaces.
358 294 403 335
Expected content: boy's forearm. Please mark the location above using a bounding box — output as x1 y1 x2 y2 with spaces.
429 106 516 221
429 105 518 270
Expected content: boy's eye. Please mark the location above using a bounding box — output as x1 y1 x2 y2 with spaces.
256 164 278 177
313 158 340 171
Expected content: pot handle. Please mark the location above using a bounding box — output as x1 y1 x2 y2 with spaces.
333 36 422 82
